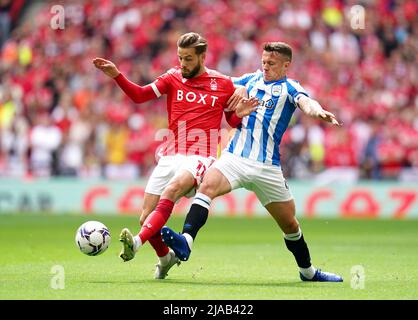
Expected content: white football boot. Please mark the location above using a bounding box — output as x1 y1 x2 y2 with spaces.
154 249 181 279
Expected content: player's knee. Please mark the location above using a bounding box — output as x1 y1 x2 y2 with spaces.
198 180 218 199
275 216 299 234
282 219 300 234
163 184 178 200
164 179 190 200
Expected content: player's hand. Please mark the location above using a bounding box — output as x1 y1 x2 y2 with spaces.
93 57 120 78
318 110 341 126
227 86 248 111
236 97 259 118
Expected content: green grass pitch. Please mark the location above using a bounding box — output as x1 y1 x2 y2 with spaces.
0 214 417 299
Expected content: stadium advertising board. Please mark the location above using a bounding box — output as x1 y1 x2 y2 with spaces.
0 179 417 218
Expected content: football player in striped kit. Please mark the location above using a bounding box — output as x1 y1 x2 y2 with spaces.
161 42 343 282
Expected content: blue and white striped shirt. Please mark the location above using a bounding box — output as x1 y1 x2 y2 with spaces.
227 70 308 166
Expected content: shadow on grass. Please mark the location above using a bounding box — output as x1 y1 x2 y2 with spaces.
85 279 318 288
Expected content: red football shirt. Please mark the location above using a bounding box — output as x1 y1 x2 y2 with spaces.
115 66 237 158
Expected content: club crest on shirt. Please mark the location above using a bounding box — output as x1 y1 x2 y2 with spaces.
210 78 217 91
271 85 282 97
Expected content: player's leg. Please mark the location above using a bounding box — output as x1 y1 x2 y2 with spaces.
182 167 232 238
120 192 161 261
252 166 342 282
137 153 212 245
136 169 196 246
139 194 160 226
264 200 317 278
145 169 200 278
139 193 174 260
120 156 175 262
120 192 180 278
262 196 343 282
141 154 217 251
251 164 342 282
162 160 236 261
140 194 181 279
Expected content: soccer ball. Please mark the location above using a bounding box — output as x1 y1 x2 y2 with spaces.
75 221 111 256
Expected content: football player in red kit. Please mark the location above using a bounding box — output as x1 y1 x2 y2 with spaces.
93 32 257 279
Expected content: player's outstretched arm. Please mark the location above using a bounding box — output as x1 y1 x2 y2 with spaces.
93 58 120 78
297 95 341 126
93 57 159 104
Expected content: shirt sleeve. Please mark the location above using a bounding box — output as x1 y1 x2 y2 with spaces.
286 79 309 106
113 70 172 103
231 72 257 86
223 77 237 112
114 73 159 103
223 78 242 127
224 112 242 128
152 72 171 96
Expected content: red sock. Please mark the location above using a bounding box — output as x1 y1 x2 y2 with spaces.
139 199 174 244
149 233 170 257
138 212 170 257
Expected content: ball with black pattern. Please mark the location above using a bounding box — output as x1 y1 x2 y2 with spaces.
75 221 111 256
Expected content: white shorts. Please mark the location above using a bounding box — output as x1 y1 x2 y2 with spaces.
145 154 215 197
212 152 293 206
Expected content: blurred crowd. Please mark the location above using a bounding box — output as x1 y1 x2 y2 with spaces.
0 0 417 181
